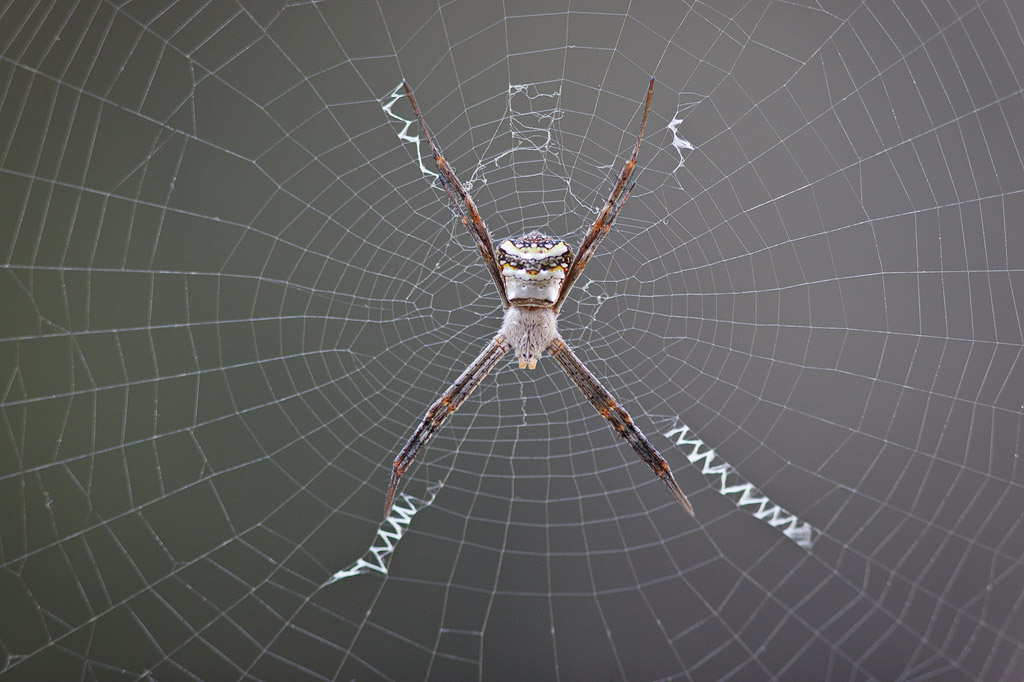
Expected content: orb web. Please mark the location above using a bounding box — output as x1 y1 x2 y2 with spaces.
1 2 1022 681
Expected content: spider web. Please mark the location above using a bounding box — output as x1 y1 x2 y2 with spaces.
1 2 1022 681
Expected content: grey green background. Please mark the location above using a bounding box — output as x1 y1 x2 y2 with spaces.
1 1 1022 681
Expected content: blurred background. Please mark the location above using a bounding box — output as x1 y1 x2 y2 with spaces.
1 1 1022 680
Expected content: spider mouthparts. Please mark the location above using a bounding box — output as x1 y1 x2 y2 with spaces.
518 359 527 369
516 357 539 370
528 358 538 370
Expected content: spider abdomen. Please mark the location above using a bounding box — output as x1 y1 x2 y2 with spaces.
497 231 573 306
500 306 559 370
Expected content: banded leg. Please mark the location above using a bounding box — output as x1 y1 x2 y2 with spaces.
548 336 694 515
386 335 509 515
554 78 654 313
403 83 510 309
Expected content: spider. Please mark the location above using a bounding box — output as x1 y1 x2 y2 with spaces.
386 78 693 518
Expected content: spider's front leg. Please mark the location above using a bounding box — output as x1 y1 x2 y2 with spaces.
548 336 694 515
386 335 508 515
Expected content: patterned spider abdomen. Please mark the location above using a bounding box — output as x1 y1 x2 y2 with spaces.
497 230 573 305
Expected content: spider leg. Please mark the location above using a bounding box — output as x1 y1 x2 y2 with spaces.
403 83 511 310
554 78 654 314
548 336 694 516
386 334 509 516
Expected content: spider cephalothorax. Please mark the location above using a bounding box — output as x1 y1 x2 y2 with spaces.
497 231 573 306
387 79 695 519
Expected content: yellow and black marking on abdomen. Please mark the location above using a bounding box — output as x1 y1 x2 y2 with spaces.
497 231 574 305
